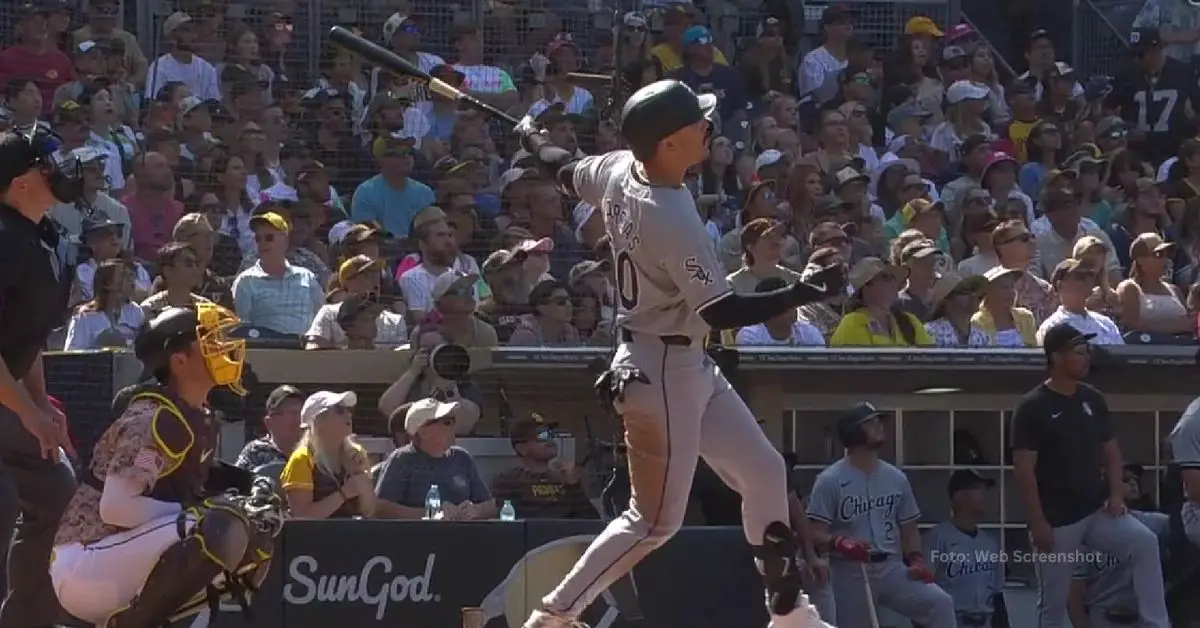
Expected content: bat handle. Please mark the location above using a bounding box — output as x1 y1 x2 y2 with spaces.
427 77 520 127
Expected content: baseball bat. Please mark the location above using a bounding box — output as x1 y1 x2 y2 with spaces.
860 562 880 628
327 26 520 127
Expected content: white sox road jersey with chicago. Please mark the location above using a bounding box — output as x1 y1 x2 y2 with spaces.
1170 396 1200 547
537 149 799 620
1072 510 1168 628
808 458 956 628
923 521 1005 627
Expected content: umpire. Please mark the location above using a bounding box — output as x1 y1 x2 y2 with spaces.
0 128 81 627
1010 323 1167 628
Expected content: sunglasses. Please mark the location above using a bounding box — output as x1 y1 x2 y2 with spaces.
996 233 1033 245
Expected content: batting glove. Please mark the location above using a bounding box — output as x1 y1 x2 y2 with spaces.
830 536 871 562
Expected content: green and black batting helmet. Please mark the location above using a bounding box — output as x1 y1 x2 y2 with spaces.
836 402 883 448
619 79 718 161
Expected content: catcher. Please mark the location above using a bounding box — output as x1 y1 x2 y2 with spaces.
49 304 285 627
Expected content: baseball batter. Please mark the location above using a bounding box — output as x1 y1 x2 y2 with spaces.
923 470 1009 628
807 403 956 628
515 79 843 628
1170 395 1200 548
1069 510 1169 628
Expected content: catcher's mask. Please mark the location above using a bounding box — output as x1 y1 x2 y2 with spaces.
20 125 84 204
136 303 248 395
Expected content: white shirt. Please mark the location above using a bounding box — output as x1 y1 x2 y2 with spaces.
1016 71 1085 101
144 53 220 101
1158 157 1176 182
49 192 132 250
1029 216 1121 278
369 51 444 101
527 86 595 118
924 319 993 347
928 121 995 161
63 302 145 350
735 320 825 346
798 46 846 104
397 257 482 314
74 260 152 301
305 304 408 349
1036 306 1125 346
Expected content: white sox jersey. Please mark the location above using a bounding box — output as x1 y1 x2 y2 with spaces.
572 150 731 341
807 457 920 556
1170 396 1200 540
1072 510 1169 613
923 522 1005 618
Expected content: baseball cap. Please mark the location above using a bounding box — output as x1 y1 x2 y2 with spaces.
545 32 579 57
1042 322 1095 355
1047 61 1076 80
1071 235 1108 259
946 80 990 104
886 105 932 130
430 63 466 87
623 11 647 29
1049 258 1095 285
849 257 909 291
178 96 218 116
332 222 381 247
1129 232 1176 259
755 149 785 172
741 218 787 252
162 11 193 37
431 270 479 301
499 167 541 195
904 16 943 37
404 397 480 436
832 166 869 190
681 25 713 46
482 248 528 274
82 215 120 235
568 259 611 288
983 265 1024 284
265 384 305 413
945 23 976 43
337 254 386 284
1096 116 1128 139
960 134 994 158
982 150 1017 175
515 237 555 254
1130 27 1162 52
948 469 995 495
75 39 102 56
941 45 969 63
899 238 940 264
620 80 717 160
299 390 357 427
509 413 559 445
172 213 211 240
529 278 570 306
928 272 986 318
412 205 448 232
756 16 782 38
69 145 107 165
54 99 86 123
382 13 418 40
821 4 854 25
1028 28 1052 45
813 195 853 217
249 211 289 233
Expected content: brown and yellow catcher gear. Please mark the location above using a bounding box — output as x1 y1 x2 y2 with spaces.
134 303 247 395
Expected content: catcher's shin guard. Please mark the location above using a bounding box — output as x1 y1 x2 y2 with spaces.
753 521 804 616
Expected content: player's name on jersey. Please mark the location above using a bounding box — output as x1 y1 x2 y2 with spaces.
930 549 1107 566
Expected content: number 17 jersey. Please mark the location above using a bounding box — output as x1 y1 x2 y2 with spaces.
1107 57 1199 162
571 150 732 341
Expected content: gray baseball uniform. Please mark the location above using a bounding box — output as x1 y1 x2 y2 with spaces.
808 458 955 628
1170 396 1200 546
539 150 807 622
923 522 1005 627
1072 510 1169 628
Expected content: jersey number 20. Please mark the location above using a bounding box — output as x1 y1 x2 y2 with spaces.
616 250 640 309
1134 89 1179 132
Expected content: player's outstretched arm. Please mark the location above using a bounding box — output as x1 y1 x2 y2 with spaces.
521 130 582 196
697 269 843 330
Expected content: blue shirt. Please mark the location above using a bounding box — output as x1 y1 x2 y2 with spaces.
349 175 436 238
671 64 747 125
1018 162 1049 200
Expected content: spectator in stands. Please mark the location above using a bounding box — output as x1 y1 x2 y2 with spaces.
739 17 794 104
798 5 853 106
449 25 518 110
491 416 597 519
527 33 593 119
49 146 131 247
232 211 323 335
85 87 136 191
957 211 1001 278
479 249 532 343
144 12 219 102
1107 178 1170 274
351 134 434 238
797 246 848 339
1116 233 1193 338
720 181 803 271
924 273 992 347
895 236 942 320
726 218 803 294
672 25 746 131
171 212 235 305
833 257 933 347
979 151 1034 228
335 294 390 350
374 396 491 520
509 279 581 347
1032 188 1122 281
220 26 275 92
1071 237 1121 315
4 78 45 130
427 270 499 347
281 390 377 519
735 277 825 346
139 241 211 318
991 219 1059 323
71 216 150 304
264 199 331 285
399 206 472 322
928 81 993 169
125 152 186 261
973 266 1038 346
207 151 256 256
177 96 217 164
73 0 146 84
0 3 75 114
64 259 144 350
372 13 443 100
306 256 407 349
523 178 587 278
1018 122 1066 198
650 4 726 74
940 135 992 224
1038 259 1125 345
53 40 109 109
236 384 305 470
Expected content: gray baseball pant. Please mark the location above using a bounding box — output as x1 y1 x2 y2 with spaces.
0 406 77 628
541 338 792 618
1034 508 1167 628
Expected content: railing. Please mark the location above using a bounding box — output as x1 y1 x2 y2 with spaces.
1071 0 1137 76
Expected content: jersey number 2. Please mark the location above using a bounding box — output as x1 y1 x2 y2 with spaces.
1134 89 1179 132
616 250 640 309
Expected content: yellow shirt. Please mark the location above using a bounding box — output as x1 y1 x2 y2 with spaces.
281 442 369 516
650 43 729 73
1006 120 1037 163
830 309 934 347
970 307 1038 347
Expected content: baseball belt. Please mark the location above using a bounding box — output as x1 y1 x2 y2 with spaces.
1101 608 1139 625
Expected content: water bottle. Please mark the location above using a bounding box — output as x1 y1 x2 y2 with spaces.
500 500 516 521
425 484 442 520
